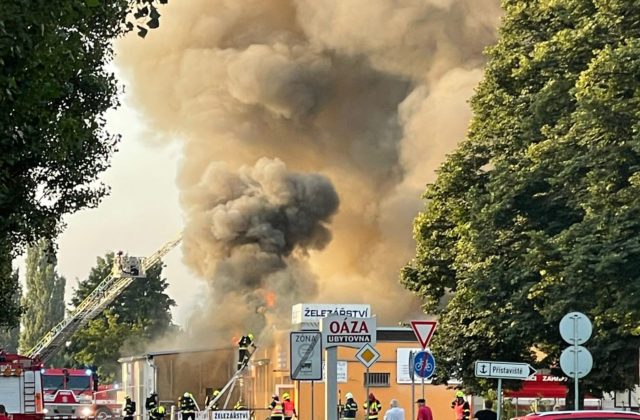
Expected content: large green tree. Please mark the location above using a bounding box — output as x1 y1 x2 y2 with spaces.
19 239 66 354
0 270 22 352
0 0 168 330
402 0 640 395
62 253 176 382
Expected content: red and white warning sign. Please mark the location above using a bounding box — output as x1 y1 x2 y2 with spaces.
410 320 437 349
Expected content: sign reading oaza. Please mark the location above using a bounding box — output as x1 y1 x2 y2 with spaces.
321 316 377 348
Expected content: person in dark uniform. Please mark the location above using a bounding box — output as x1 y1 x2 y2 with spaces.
146 392 158 419
123 396 136 420
237 333 256 370
179 392 197 420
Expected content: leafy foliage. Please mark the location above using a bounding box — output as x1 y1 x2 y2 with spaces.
0 269 22 352
402 0 640 394
0 247 22 330
19 240 65 356
62 253 176 382
0 0 169 330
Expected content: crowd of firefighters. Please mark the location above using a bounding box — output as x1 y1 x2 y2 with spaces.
118 334 483 420
119 388 479 420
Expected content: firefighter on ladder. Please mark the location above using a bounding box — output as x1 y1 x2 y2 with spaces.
237 333 256 370
205 388 222 410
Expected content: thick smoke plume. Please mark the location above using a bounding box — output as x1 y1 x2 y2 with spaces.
116 0 501 341
182 158 338 337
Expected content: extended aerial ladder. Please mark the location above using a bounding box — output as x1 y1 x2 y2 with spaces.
25 236 183 364
206 345 259 410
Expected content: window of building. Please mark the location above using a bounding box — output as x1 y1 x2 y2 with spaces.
364 372 390 387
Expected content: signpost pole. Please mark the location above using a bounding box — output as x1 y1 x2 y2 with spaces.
421 376 425 399
366 367 370 420
573 317 579 411
497 378 502 420
311 381 315 420
326 347 338 420
410 351 415 420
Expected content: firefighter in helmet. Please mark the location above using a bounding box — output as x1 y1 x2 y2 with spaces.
146 392 158 419
363 393 382 420
237 333 256 370
342 393 358 420
205 388 222 410
123 396 136 420
179 391 197 420
451 391 470 420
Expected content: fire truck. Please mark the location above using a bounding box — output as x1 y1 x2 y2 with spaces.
16 237 182 420
41 368 120 419
0 350 46 420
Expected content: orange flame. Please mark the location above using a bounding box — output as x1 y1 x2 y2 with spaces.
265 291 276 308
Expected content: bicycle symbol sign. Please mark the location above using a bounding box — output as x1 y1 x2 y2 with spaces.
413 350 436 379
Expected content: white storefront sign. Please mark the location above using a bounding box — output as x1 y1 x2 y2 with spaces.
212 411 251 420
321 316 376 348
292 303 371 324
320 360 348 383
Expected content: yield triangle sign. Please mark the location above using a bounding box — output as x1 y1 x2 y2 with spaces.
411 320 437 349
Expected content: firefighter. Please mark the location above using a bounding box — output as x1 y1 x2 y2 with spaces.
146 392 158 418
363 393 382 420
150 405 166 420
270 394 284 420
179 391 197 420
205 388 222 410
342 393 358 420
282 392 297 420
451 391 470 420
237 333 256 370
123 396 136 420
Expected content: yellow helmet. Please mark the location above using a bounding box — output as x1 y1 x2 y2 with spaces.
248 333 254 340
213 390 221 396
455 391 464 398
283 392 290 400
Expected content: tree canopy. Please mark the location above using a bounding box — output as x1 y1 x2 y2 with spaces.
0 0 168 330
19 239 65 356
402 0 640 395
62 253 176 382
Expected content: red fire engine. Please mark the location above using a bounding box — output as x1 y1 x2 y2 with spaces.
41 368 120 419
0 350 46 420
16 237 181 420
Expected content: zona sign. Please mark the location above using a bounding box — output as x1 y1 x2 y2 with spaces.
321 316 377 349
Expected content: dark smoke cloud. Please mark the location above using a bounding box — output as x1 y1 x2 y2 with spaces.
115 0 501 341
182 158 338 337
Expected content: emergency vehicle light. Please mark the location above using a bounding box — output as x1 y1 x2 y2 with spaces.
85 368 92 376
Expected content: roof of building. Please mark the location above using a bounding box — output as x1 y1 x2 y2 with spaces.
117 345 235 363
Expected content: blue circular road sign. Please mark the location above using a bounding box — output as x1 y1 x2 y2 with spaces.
414 351 436 379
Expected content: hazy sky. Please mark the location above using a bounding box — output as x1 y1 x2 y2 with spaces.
18 87 203 327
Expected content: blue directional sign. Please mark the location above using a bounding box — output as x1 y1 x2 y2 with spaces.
413 350 436 379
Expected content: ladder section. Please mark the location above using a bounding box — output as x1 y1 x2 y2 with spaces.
26 236 182 363
207 347 258 410
23 371 36 413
